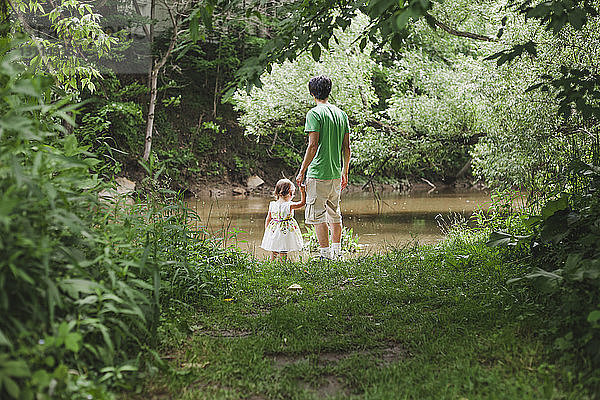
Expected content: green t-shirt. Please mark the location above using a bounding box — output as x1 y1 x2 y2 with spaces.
304 103 349 180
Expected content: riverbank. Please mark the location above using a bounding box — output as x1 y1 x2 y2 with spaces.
183 177 486 198
127 232 589 399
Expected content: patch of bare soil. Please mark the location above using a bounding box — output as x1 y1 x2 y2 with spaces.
202 329 252 337
316 349 370 365
378 342 410 366
243 308 271 318
317 352 348 363
271 353 307 369
187 379 270 399
270 343 411 370
298 374 350 398
190 325 253 337
131 389 171 400
270 351 354 369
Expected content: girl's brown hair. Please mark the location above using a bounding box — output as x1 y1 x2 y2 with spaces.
273 178 294 199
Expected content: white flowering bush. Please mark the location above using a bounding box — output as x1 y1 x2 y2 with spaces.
231 14 378 139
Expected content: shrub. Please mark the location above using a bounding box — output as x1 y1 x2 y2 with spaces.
489 161 600 383
0 38 246 398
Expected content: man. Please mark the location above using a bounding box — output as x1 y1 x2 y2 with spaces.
296 75 351 260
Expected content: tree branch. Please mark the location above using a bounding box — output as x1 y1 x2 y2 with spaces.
7 0 56 74
154 0 187 72
426 13 498 42
131 0 151 39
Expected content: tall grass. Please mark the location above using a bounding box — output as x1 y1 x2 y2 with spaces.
0 38 247 399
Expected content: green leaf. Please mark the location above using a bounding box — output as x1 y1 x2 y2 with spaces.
64 332 82 353
396 10 411 30
57 321 70 340
31 370 51 387
540 212 570 244
359 37 367 51
59 279 100 297
311 44 321 62
369 0 397 17
390 33 402 52
199 6 213 31
541 196 568 219
118 364 138 372
0 329 11 348
486 231 513 247
524 268 564 287
190 15 199 43
567 8 586 30
3 376 19 399
588 310 600 323
1 360 30 378
524 215 542 228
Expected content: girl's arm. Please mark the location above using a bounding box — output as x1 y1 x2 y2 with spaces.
265 211 272 229
290 185 306 210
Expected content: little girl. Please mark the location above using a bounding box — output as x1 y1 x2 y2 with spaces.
260 178 306 260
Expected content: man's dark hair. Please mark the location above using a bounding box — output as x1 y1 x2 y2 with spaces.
308 75 332 100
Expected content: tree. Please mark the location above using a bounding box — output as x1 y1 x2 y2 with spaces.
7 0 119 93
235 0 598 126
234 0 498 88
141 0 193 161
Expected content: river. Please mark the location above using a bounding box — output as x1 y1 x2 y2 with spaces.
186 189 490 259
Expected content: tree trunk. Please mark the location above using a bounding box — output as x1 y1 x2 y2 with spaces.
148 0 155 87
143 65 159 161
139 0 184 163
213 63 220 118
455 158 472 179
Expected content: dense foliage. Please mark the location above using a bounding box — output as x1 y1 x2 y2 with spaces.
0 40 248 398
487 156 600 379
2 0 600 396
228 0 599 187
231 15 378 174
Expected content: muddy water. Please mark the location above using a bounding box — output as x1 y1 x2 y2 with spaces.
186 190 490 259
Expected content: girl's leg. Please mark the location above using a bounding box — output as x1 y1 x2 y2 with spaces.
271 251 278 261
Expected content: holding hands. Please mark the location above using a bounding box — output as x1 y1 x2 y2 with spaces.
296 171 305 188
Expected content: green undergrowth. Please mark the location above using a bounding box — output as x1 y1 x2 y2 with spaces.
132 233 593 400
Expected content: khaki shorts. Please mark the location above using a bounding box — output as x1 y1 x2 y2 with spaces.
305 177 342 224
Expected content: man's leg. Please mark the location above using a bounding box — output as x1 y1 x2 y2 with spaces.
330 222 342 259
326 179 343 259
315 222 329 248
330 222 342 243
316 222 331 259
305 178 332 259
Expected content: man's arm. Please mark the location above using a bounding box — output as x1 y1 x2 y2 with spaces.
296 131 319 186
341 130 350 189
290 185 306 210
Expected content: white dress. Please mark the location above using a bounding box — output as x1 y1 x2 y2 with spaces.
260 200 304 252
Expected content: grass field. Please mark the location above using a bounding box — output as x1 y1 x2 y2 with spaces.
131 234 591 399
